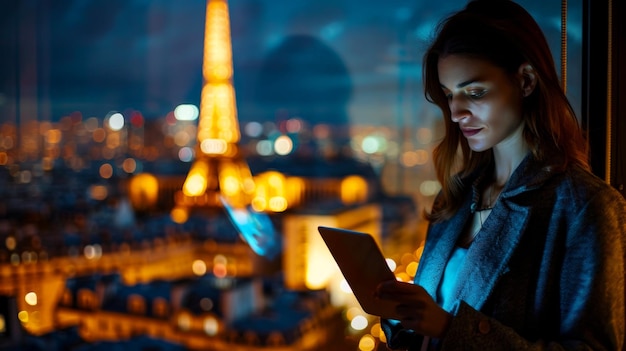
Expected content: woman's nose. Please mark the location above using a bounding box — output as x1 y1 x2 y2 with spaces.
449 97 470 123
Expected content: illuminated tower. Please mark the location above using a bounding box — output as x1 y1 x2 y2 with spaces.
180 0 255 210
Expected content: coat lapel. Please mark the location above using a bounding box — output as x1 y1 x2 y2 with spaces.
415 199 532 310
415 154 557 312
451 198 531 310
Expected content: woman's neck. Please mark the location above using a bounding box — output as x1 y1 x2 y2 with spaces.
491 125 529 186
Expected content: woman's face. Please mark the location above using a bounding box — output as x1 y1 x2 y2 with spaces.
438 55 525 152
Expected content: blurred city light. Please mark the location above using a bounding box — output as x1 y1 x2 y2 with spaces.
0 1 448 349
274 135 293 155
174 104 200 121
24 292 37 306
358 334 377 351
350 315 368 331
107 112 125 131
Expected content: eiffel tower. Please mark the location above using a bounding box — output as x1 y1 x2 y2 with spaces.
180 0 254 211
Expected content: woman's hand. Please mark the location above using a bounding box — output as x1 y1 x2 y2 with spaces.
375 280 452 339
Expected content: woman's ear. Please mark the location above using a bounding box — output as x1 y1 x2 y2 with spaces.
518 63 537 97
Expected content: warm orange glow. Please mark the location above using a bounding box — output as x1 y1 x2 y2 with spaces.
401 253 416 265
200 138 227 155
250 196 267 212
401 149 429 167
220 163 243 195
340 175 368 204
5 236 16 250
358 334 377 351
197 85 239 147
129 173 159 209
197 0 240 148
106 133 120 149
396 272 411 282
304 225 338 290
204 1 233 81
406 261 418 277
183 173 208 197
345 306 361 320
379 327 388 343
371 323 383 340
92 128 106 143
39 121 51 135
99 163 113 179
176 0 256 209
213 263 227 278
45 129 62 144
183 161 209 196
25 292 37 306
267 172 285 188
414 246 425 259
182 158 255 208
252 171 297 212
282 204 383 304
285 176 305 207
268 196 288 212
89 185 108 201
214 254 227 266
170 206 189 224
252 171 289 212
122 158 137 173
192 260 207 276
203 316 219 336
174 130 192 146
177 312 192 331
218 160 255 207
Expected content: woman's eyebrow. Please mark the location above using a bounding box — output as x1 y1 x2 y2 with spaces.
440 77 481 90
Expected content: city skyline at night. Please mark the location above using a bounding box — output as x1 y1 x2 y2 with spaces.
1 0 582 127
0 1 590 350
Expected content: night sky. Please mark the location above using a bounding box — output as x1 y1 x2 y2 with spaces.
0 0 582 127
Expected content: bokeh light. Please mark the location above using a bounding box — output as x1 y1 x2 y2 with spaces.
358 334 377 351
351 315 368 330
107 113 125 131
174 104 199 121
203 316 219 336
24 292 37 306
274 135 293 155
178 147 194 162
192 260 207 276
244 122 263 138
420 180 441 196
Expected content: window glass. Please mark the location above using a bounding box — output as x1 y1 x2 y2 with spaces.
0 0 582 213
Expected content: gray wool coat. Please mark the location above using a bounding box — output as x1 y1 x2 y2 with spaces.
382 154 626 350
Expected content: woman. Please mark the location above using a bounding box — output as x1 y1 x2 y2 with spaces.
376 0 626 350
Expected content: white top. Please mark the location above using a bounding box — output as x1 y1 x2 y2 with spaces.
437 246 468 312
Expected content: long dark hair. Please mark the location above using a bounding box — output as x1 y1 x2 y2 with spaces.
424 0 589 221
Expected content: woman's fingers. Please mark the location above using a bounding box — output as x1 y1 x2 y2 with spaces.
375 280 428 299
395 303 426 319
375 280 452 338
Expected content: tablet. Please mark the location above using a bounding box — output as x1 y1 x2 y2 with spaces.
220 195 281 260
317 226 398 318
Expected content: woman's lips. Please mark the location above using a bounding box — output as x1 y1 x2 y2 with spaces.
461 128 482 137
